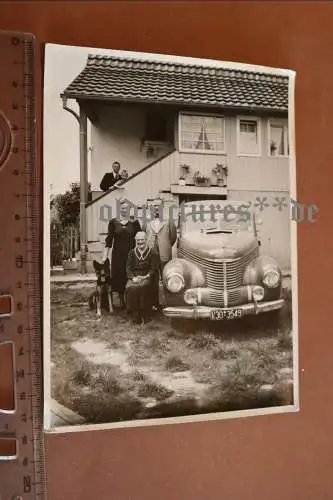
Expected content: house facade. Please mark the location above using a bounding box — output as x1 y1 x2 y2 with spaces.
61 55 291 272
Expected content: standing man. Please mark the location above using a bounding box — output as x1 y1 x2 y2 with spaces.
144 198 177 309
100 161 122 192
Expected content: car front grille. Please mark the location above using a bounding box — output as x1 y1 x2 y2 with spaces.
200 288 243 307
178 246 258 293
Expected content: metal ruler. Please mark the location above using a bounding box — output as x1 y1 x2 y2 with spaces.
0 31 46 500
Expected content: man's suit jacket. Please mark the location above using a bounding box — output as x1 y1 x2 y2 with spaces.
145 218 177 264
100 172 122 191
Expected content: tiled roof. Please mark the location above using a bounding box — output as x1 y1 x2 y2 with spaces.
62 55 289 112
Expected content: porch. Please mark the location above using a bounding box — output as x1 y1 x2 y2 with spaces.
86 148 229 246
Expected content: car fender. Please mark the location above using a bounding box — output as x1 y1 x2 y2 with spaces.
243 255 282 285
163 258 205 288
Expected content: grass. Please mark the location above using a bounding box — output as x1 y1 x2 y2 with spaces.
165 356 190 372
138 383 174 401
50 281 294 425
71 361 92 386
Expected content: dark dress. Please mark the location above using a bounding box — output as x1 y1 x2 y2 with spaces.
125 247 159 313
100 172 122 191
105 218 141 293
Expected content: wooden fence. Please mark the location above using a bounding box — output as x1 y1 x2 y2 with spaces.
50 222 79 267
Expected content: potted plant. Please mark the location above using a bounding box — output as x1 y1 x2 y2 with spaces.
193 170 211 187
213 163 228 187
179 164 190 184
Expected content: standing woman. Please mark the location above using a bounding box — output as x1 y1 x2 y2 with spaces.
102 200 141 308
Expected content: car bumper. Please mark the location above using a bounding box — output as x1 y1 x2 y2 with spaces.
162 299 285 320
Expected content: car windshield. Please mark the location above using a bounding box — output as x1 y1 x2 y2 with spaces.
180 205 254 234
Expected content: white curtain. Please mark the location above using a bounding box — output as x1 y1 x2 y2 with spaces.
270 124 285 155
181 115 224 151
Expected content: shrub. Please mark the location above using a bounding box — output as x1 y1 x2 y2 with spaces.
165 356 190 372
71 362 92 386
277 329 293 350
138 383 173 401
188 332 218 350
72 392 144 423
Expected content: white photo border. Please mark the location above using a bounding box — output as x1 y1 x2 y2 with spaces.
43 43 299 433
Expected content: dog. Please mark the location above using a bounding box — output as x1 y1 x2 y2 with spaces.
89 258 113 317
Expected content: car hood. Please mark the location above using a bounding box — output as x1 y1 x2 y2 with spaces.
180 230 257 259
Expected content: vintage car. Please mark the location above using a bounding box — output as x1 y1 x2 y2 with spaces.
162 200 285 321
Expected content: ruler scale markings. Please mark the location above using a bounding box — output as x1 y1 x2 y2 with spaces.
24 35 47 500
0 32 46 500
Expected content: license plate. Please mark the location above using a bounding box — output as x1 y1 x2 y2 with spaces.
211 308 244 320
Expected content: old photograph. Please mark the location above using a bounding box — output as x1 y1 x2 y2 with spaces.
43 43 298 431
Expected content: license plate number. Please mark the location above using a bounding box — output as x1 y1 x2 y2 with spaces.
211 308 243 320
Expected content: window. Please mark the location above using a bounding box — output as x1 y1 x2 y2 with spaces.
179 113 225 153
237 117 261 156
269 119 289 156
144 111 168 142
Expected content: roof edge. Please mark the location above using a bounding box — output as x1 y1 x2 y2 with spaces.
59 92 288 114
83 53 290 81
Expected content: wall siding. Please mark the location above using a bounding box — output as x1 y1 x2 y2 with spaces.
90 104 173 190
228 116 290 191
90 110 289 192
178 116 289 191
179 152 226 183
87 109 291 269
87 151 180 241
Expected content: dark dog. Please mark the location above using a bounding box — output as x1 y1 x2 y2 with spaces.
89 258 113 317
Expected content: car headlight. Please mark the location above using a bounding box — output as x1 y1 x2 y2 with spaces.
184 289 198 305
262 269 280 288
252 285 264 302
166 273 185 293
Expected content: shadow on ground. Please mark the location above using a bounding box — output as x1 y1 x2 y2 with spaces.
50 283 294 426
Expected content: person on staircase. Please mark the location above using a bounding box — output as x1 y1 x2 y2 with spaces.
100 161 123 192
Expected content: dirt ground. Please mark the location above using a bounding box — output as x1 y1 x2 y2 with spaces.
50 281 294 425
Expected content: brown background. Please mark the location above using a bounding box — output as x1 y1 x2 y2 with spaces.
1 1 332 499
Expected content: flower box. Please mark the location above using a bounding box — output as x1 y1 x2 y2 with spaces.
194 177 211 187
193 170 211 187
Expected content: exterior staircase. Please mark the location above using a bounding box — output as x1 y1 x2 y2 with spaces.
82 148 228 270
86 149 179 245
